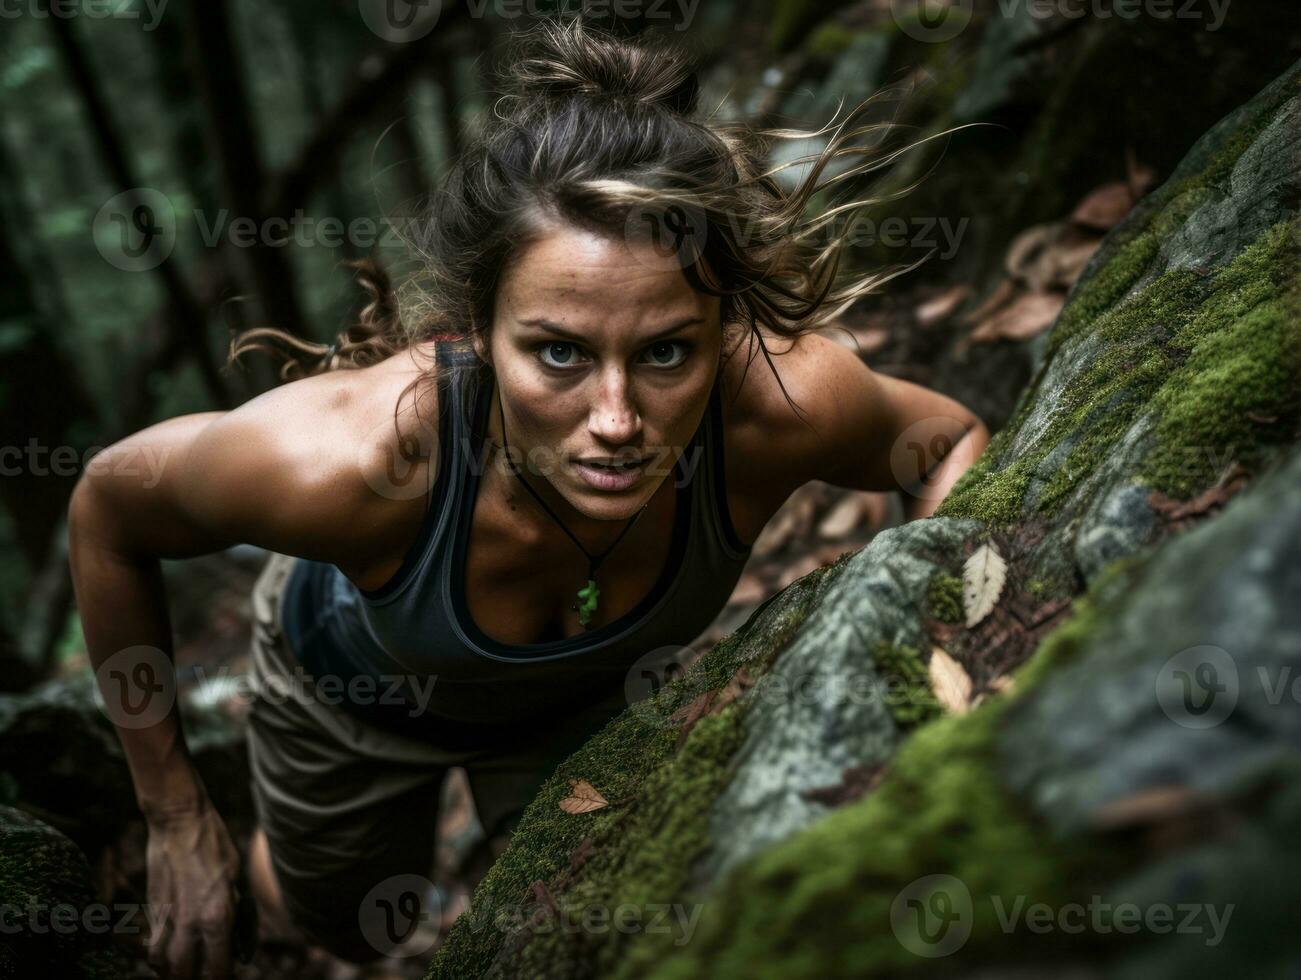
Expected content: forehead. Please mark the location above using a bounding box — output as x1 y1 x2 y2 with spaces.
496 222 715 332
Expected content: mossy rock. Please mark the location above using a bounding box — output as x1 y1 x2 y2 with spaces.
0 805 135 978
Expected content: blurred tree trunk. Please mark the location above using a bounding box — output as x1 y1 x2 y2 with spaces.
286 3 362 267
0 131 94 681
41 0 231 409
182 0 309 341
149 0 270 397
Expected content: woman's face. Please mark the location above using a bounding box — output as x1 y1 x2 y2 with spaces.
477 221 723 522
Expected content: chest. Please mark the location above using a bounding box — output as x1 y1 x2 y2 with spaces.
461 471 689 645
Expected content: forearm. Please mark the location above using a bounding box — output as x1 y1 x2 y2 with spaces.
901 421 991 522
67 485 207 815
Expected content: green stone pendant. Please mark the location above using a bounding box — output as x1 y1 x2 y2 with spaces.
575 578 600 627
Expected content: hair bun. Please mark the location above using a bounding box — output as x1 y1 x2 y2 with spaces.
502 19 699 115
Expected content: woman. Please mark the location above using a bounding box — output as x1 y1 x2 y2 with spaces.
67 18 989 979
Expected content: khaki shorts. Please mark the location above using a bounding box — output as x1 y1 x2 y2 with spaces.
244 552 628 962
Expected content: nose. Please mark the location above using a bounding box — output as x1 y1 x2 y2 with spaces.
587 372 642 445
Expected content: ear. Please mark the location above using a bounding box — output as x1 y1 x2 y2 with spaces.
471 332 491 366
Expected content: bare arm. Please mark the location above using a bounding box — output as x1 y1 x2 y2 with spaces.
65 369 415 978
728 332 990 521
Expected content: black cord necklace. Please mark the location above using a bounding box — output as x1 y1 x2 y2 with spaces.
493 382 654 629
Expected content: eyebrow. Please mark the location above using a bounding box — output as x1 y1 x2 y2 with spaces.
517 317 705 343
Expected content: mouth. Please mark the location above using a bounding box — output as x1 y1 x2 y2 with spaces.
571 455 652 491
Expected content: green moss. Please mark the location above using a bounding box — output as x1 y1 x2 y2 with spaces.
802 22 855 60
870 642 941 731
937 216 1300 526
429 564 842 978
925 572 965 624
639 557 1149 980
768 0 825 54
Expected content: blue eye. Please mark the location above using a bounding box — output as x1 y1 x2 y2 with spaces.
640 338 692 364
537 342 582 369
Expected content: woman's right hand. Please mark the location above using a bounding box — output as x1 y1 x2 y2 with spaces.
142 793 244 980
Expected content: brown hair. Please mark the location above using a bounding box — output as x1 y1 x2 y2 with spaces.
228 16 948 434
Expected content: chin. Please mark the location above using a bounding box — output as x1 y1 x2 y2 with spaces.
568 476 656 519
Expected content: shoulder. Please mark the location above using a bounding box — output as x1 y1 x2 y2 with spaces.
185 343 443 566
716 324 978 525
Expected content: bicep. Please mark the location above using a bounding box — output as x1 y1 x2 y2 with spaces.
72 400 344 562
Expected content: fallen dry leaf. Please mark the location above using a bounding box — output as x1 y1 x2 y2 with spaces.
959 277 1017 326
915 284 971 326
668 688 720 748
988 674 1016 693
1004 222 1102 292
1072 163 1156 231
1005 223 1063 290
1089 785 1213 831
1072 181 1138 231
928 646 973 714
1148 462 1251 523
800 762 888 808
963 541 1008 628
969 291 1066 343
559 778 610 814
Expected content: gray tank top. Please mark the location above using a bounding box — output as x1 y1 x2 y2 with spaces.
281 340 754 743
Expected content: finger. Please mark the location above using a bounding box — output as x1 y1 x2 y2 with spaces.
198 922 233 980
166 922 199 980
147 915 174 978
